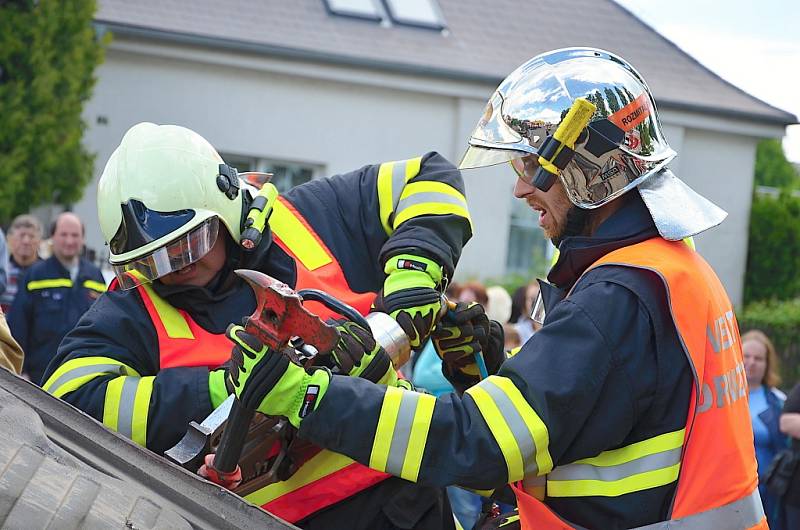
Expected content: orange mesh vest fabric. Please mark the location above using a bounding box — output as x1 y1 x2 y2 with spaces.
271 197 376 321
513 238 764 530
131 198 387 522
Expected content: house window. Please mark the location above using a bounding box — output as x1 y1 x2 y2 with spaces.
220 153 319 193
323 0 383 21
322 0 445 29
383 0 445 29
505 195 552 276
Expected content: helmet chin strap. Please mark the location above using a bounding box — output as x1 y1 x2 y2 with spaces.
551 205 590 247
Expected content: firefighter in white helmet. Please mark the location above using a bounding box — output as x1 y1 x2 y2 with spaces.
43 122 473 529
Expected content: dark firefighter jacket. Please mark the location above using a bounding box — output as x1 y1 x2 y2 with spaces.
42 151 470 455
299 193 696 529
9 256 106 384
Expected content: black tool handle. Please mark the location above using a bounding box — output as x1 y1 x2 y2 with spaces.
297 288 369 329
212 399 254 474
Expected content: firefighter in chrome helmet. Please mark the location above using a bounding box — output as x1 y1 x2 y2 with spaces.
216 49 764 530
45 122 473 528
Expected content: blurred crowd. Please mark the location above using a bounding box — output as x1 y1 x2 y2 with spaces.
0 212 106 383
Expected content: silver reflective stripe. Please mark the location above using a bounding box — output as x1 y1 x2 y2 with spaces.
632 488 764 529
396 192 468 214
482 379 539 475
548 447 682 482
391 160 409 211
116 377 140 439
385 391 421 476
48 364 127 394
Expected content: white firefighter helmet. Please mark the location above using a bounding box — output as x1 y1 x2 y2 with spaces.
98 122 249 289
460 47 726 240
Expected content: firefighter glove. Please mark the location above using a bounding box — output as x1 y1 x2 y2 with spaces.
329 319 398 386
374 253 443 348
226 324 330 428
433 302 505 393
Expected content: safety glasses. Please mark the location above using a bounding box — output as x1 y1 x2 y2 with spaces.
112 217 219 290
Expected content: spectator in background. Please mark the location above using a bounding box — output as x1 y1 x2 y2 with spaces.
455 280 488 307
486 285 512 324
8 212 106 384
780 382 800 529
510 281 540 344
743 329 787 529
1 215 43 314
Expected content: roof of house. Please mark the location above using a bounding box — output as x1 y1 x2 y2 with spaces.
96 0 795 125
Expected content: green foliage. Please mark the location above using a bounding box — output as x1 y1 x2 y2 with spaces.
754 139 800 190
739 299 800 387
0 0 107 222
744 192 800 304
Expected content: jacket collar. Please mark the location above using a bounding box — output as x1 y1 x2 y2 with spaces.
547 193 660 290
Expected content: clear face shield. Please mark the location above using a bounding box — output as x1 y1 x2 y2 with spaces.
112 217 220 290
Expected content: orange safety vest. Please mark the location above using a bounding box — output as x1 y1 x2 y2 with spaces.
126 197 388 523
512 238 766 530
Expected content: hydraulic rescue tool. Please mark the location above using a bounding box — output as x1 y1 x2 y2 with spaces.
166 269 420 493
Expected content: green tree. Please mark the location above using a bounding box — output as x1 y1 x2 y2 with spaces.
0 0 107 222
744 192 800 304
754 138 800 190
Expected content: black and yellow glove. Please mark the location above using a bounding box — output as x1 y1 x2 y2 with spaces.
226 324 330 428
432 302 505 393
374 253 444 348
328 320 398 386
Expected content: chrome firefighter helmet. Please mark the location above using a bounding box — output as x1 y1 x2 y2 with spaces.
460 47 726 240
98 122 261 289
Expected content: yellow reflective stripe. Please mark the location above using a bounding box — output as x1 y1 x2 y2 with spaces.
270 198 332 271
400 392 435 482
244 450 357 505
491 377 553 475
377 161 396 235
546 429 685 498
466 385 524 481
103 376 125 431
370 385 404 471
369 386 436 481
398 180 467 203
546 463 680 497
572 429 685 467
83 279 107 293
132 376 154 446
393 203 473 230
394 181 471 230
102 376 154 446
139 282 193 339
465 376 553 482
43 356 140 398
376 157 423 235
507 346 521 358
28 278 72 290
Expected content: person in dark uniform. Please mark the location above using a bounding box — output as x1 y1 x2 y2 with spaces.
9 212 105 384
225 48 766 530
43 122 472 529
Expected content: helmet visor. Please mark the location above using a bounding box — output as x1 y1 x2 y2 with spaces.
112 217 219 290
460 145 526 170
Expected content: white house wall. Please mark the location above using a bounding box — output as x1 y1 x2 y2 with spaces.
75 39 782 306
